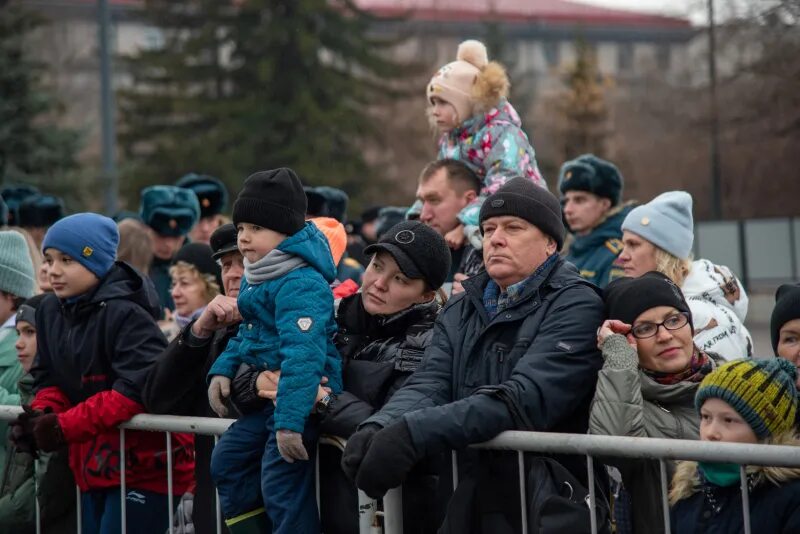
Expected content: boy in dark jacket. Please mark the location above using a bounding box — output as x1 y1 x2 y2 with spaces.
670 358 800 533
207 169 342 533
14 213 195 534
2 293 75 533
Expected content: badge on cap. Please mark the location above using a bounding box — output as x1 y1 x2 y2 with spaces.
395 230 415 245
565 170 572 180
82 246 93 258
641 217 650 226
491 199 505 208
201 198 211 208
297 317 313 332
169 219 178 229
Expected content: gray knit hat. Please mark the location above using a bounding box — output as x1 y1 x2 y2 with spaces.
621 191 694 259
0 231 35 298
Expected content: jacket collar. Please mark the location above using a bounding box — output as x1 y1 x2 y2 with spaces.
462 255 567 316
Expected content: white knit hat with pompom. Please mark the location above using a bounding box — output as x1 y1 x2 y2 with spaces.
426 40 488 124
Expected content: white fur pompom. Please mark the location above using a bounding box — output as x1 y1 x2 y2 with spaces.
456 40 488 69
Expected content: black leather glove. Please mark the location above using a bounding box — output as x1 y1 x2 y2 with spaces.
341 423 381 483
32 413 66 452
10 405 46 456
354 420 420 499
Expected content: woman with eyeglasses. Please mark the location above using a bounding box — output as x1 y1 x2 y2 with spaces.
590 272 722 534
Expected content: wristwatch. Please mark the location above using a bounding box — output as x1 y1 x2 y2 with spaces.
315 394 333 415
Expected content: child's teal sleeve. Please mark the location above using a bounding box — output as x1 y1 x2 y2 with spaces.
207 323 245 381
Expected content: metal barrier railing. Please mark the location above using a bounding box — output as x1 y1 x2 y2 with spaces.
3 406 800 534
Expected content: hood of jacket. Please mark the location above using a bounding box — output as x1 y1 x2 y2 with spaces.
639 351 722 404
277 221 337 284
669 431 800 504
568 202 635 256
64 261 162 321
682 258 749 322
449 99 522 138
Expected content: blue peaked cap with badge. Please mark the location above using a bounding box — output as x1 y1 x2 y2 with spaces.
176 173 228 219
140 185 200 237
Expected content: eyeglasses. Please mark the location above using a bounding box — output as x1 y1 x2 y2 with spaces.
631 312 690 339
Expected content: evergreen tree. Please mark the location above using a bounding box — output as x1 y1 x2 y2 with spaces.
119 0 414 207
554 40 612 159
0 0 81 188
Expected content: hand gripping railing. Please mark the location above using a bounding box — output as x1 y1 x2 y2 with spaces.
3 406 800 534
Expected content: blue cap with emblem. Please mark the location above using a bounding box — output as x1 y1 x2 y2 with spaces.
42 213 120 279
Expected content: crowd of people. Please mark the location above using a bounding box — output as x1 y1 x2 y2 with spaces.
0 38 797 534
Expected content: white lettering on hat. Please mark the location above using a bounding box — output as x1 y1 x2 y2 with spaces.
491 199 504 208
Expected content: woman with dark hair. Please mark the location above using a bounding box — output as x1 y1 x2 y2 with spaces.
233 220 451 534
590 272 722 534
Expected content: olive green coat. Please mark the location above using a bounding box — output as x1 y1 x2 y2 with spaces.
588 334 719 534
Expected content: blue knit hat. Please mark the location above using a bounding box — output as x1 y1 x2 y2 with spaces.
42 213 119 279
0 231 35 298
621 191 694 259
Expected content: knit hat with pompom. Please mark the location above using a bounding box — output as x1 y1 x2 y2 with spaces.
427 40 509 124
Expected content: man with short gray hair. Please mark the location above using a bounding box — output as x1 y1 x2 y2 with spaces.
342 177 606 531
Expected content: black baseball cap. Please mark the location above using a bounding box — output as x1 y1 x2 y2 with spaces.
210 223 238 260
364 220 451 290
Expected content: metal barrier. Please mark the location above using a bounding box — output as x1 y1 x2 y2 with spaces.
3 406 800 534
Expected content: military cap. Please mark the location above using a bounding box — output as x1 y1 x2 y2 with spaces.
176 173 228 219
140 185 200 237
18 194 65 228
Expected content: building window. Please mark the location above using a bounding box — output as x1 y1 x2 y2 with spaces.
618 43 634 72
144 27 165 50
657 44 671 71
543 41 560 67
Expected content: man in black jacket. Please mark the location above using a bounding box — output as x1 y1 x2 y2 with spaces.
143 223 243 534
342 177 606 533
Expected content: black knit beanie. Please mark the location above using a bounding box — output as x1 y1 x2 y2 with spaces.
478 177 565 250
771 283 800 353
364 220 451 290
173 243 223 290
233 168 306 236
604 271 693 327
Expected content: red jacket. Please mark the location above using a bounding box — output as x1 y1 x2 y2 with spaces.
31 263 194 494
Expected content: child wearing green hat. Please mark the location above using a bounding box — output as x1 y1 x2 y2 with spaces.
669 358 800 532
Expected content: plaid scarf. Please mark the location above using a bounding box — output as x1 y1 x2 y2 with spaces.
642 350 713 385
483 253 558 320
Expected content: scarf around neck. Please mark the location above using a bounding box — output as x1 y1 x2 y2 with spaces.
244 249 307 285
642 349 713 385
176 306 205 329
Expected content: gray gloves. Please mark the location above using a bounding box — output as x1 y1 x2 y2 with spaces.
208 375 232 417
600 334 639 370
276 429 308 463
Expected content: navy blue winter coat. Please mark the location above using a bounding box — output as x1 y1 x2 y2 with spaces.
208 222 342 432
669 440 800 534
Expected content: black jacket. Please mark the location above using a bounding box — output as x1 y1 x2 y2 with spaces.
142 322 238 534
365 258 605 532
322 293 438 437
231 293 439 438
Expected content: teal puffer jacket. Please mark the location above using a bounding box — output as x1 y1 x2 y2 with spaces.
208 222 343 432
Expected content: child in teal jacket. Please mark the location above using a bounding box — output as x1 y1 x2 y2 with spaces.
207 168 341 533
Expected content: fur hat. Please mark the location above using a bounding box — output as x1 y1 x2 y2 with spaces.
427 40 509 123
558 154 624 206
1 185 39 226
176 173 228 219
18 194 65 228
140 185 201 237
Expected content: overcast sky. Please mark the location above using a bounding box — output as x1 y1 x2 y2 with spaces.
575 0 756 25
